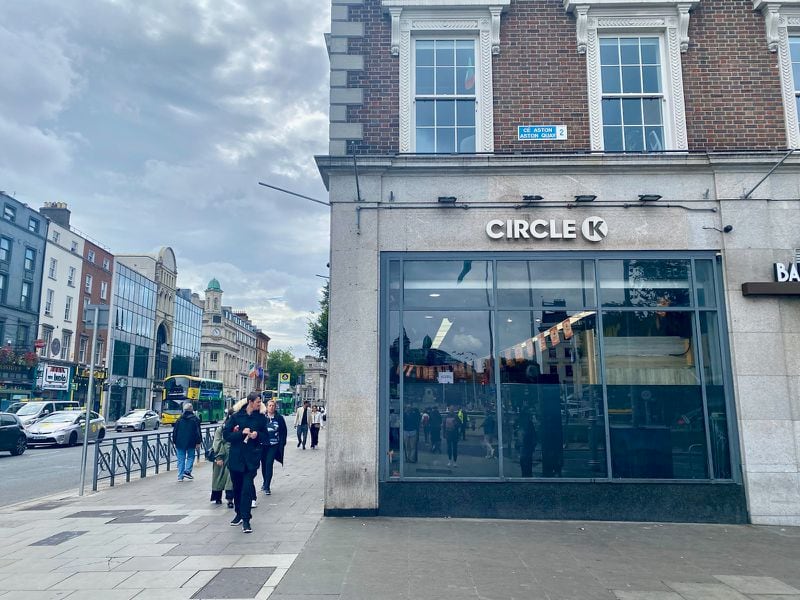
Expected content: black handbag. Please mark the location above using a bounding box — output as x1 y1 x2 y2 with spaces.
204 447 216 462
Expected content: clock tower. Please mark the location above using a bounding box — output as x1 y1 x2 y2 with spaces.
205 277 223 314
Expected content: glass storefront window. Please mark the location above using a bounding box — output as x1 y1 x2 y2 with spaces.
599 259 692 308
603 310 707 479
695 259 716 308
497 260 596 308
400 310 497 477
404 260 493 308
383 254 732 482
498 310 605 478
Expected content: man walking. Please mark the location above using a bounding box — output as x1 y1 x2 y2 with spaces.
294 400 311 449
224 392 267 534
172 402 202 482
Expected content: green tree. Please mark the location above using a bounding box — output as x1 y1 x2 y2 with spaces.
307 281 329 360
266 349 305 390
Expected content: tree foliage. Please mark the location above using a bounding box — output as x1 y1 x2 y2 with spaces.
307 281 329 361
266 349 305 390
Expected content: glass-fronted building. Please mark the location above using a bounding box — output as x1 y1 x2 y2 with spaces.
171 289 202 377
106 262 157 421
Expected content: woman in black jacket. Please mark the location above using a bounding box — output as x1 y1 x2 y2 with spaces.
260 398 288 495
223 392 267 534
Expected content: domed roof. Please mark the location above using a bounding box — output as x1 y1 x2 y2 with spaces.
206 278 222 292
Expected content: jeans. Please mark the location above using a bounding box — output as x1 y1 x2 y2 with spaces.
230 468 257 521
261 444 279 490
176 447 195 480
446 431 459 462
296 425 308 448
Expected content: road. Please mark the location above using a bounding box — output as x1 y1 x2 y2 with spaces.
0 425 175 507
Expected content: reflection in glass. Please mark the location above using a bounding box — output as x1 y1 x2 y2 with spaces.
388 311 401 478
694 259 716 307
599 259 692 307
401 311 497 478
388 261 401 309
700 312 731 479
604 311 708 479
497 260 596 308
404 260 493 308
498 310 605 478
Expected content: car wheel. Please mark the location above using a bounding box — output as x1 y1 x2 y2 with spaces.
140 422 146 431
154 421 160 430
97 428 106 441
68 432 78 447
10 435 26 456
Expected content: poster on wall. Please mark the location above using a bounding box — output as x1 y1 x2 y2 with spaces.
43 365 71 391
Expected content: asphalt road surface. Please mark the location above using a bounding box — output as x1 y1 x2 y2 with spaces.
0 426 174 507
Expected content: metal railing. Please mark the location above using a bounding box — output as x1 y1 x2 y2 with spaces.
92 425 220 491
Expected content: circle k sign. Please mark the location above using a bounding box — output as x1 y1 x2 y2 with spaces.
486 216 608 243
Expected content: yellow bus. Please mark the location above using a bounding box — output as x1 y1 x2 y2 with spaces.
162 376 224 425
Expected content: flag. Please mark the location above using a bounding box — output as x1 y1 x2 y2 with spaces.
248 363 257 378
257 365 264 379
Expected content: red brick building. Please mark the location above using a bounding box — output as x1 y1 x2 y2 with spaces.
319 0 800 525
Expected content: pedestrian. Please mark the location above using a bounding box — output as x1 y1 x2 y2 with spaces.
443 405 460 467
309 405 322 449
403 403 420 463
519 411 538 478
294 400 311 449
172 402 202 482
210 408 235 507
260 398 287 494
428 406 442 454
223 392 267 534
482 408 497 459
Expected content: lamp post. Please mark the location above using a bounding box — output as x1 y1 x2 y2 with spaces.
80 305 109 496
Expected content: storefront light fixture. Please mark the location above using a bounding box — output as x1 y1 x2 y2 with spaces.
638 194 662 202
429 293 441 298
522 195 543 203
574 194 597 202
437 196 457 204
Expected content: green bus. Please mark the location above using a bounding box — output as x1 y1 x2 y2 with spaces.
162 376 225 425
278 392 294 416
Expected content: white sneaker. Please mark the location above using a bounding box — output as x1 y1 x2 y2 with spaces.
447 461 452 467
452 462 458 468
251 500 258 508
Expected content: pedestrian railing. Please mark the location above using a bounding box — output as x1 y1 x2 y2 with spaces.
92 424 220 491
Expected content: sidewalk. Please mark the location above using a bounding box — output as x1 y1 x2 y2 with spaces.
3 427 800 600
0 429 326 600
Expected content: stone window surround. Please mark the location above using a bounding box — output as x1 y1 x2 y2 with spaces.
564 0 699 152
754 0 800 149
382 0 510 153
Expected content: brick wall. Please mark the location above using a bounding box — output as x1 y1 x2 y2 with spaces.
343 0 788 155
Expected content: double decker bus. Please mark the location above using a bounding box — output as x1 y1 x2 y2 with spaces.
278 391 294 416
162 376 225 425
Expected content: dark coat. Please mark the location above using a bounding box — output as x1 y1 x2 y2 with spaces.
172 411 202 450
264 412 288 465
223 407 268 473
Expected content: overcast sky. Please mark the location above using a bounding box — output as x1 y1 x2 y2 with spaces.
0 0 331 357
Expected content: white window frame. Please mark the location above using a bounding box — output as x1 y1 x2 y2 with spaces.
755 0 800 148
87 250 96 263
67 266 75 287
100 280 108 300
411 35 481 153
44 289 54 316
61 331 72 361
48 258 57 280
596 33 672 152
65 295 73 321
85 274 93 294
79 336 88 363
383 0 509 153
565 0 698 152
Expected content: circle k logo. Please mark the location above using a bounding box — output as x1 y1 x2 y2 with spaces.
581 216 608 242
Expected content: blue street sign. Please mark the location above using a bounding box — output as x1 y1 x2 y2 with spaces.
518 125 568 141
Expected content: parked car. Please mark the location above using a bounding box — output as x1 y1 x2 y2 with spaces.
6 402 25 414
15 401 81 428
115 409 160 432
25 410 106 447
0 412 27 455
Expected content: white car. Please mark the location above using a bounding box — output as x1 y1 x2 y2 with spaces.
25 410 106 447
115 409 160 432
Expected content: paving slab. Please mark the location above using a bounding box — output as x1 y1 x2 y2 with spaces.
714 575 800 595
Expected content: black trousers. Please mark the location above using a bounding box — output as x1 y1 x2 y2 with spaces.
230 468 257 521
310 424 320 448
261 444 279 490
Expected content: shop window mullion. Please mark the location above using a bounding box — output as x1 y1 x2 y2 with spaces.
492 259 506 480
691 258 715 480
594 258 614 480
